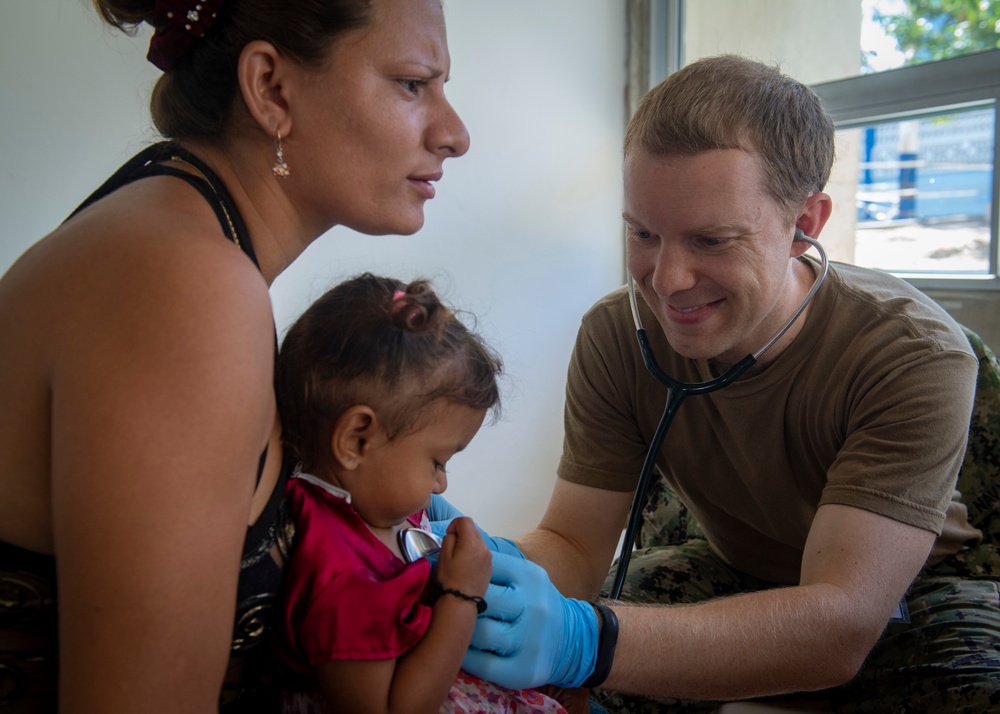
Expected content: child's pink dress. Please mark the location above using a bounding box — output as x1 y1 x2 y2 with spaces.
280 472 566 714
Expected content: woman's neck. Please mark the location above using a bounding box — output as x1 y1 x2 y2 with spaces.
173 139 320 286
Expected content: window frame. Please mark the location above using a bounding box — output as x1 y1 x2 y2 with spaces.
811 51 1000 291
626 0 686 121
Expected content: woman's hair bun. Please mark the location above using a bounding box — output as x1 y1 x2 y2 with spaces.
92 1 160 33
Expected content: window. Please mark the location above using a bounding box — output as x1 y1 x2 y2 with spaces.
812 51 999 288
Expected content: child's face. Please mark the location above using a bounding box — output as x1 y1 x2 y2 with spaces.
351 401 487 529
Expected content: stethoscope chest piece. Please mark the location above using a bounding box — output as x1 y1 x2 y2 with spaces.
398 527 442 563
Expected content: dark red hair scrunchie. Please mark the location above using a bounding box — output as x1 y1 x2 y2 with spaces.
147 0 226 72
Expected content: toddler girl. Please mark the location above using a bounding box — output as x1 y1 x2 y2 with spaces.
275 273 569 714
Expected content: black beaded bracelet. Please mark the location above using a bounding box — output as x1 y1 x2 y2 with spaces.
438 587 488 614
581 602 618 689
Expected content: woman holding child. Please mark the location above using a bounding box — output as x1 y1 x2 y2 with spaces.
0 0 468 710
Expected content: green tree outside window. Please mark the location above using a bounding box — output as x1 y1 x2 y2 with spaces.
871 0 1000 67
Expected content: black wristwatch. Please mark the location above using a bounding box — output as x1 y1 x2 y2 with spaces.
581 601 618 689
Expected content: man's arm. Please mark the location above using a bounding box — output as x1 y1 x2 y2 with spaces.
465 483 936 698
602 503 934 700
517 479 632 600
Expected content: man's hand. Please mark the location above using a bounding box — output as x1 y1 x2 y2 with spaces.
461 552 599 690
427 494 525 559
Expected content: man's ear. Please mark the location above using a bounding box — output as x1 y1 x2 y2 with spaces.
330 405 379 471
237 39 292 138
791 191 833 258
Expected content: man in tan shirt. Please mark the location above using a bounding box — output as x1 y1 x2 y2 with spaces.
453 55 997 713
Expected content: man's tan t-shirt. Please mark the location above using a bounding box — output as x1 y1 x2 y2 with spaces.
558 260 980 584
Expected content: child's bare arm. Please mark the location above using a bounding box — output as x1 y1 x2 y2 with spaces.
316 517 491 714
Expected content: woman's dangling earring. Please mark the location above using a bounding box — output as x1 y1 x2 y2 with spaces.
272 131 290 179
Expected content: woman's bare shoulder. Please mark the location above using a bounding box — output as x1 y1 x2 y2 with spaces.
0 176 277 551
9 175 273 349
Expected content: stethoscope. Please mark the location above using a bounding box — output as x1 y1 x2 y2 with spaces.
608 229 829 599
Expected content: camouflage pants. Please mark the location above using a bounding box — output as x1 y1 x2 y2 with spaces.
594 540 1000 714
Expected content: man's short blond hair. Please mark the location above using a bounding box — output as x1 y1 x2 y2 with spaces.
625 54 836 216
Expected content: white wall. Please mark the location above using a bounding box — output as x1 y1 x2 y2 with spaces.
685 0 862 84
0 1 627 537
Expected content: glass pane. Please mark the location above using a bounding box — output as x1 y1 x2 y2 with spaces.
863 0 1000 76
852 106 994 274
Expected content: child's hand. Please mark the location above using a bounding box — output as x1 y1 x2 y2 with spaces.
435 516 491 597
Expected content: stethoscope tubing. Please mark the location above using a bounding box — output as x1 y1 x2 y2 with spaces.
608 233 828 599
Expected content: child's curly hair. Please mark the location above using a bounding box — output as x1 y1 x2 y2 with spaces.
276 273 503 471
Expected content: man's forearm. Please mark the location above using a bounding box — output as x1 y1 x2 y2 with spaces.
515 480 632 600
604 582 879 701
517 527 610 600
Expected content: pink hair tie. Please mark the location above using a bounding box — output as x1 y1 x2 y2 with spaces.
391 290 407 314
147 0 226 72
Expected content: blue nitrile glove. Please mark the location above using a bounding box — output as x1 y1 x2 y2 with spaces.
461 552 598 690
426 493 466 522
427 494 525 559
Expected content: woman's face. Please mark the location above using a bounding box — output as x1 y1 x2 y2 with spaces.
289 0 470 237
